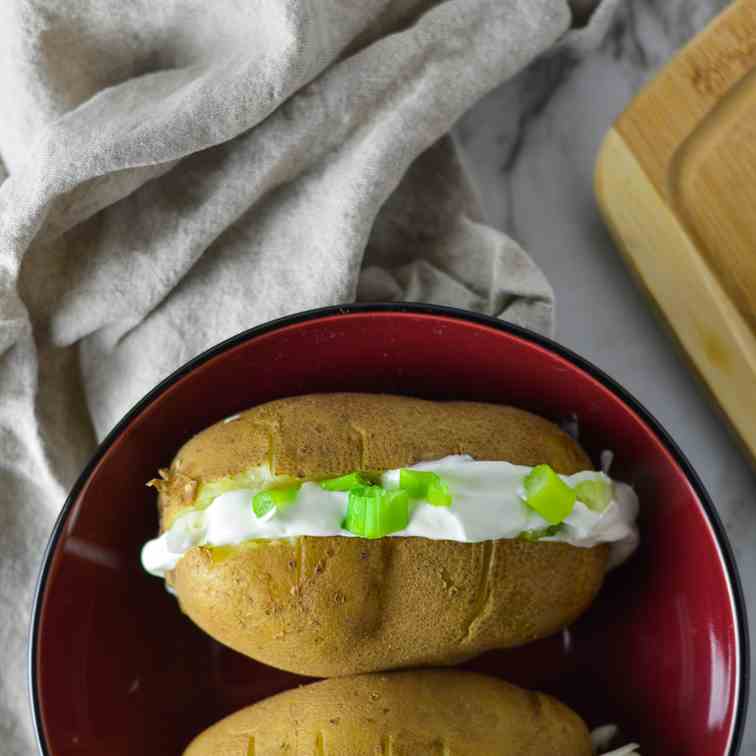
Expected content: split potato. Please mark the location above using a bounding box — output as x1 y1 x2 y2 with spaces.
154 394 607 677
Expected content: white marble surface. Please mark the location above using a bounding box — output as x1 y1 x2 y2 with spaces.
456 0 755 751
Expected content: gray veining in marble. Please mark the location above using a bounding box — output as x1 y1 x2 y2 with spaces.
456 0 755 750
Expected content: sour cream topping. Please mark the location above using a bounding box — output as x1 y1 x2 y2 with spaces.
141 455 639 578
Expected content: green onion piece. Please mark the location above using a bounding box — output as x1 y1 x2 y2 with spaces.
519 524 562 542
319 472 369 491
343 486 410 539
523 464 576 524
574 479 612 512
342 485 380 535
371 490 410 537
426 477 452 507
252 485 300 518
399 468 452 503
399 469 453 506
399 469 437 497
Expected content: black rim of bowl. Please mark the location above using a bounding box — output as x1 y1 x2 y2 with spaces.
28 302 750 755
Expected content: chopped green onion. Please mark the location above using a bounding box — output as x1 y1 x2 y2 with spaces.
399 469 453 506
252 485 300 518
372 490 410 536
342 485 381 535
343 485 409 539
519 524 562 542
427 477 452 507
399 469 436 497
523 464 576 524
574 479 612 512
319 472 369 491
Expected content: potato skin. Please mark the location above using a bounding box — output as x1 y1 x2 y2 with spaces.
174 536 606 677
162 394 608 676
182 670 593 756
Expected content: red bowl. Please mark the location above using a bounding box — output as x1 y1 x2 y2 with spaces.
30 304 748 755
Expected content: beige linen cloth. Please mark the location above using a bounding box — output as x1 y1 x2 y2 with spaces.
0 1 616 751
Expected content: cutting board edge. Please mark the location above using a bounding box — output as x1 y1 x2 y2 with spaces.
595 127 756 467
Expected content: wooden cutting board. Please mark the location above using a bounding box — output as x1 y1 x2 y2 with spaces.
596 0 756 465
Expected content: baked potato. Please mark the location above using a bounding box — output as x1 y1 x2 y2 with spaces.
182 670 593 756
145 393 614 677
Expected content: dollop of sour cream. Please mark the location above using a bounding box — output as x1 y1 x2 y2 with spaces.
141 455 640 578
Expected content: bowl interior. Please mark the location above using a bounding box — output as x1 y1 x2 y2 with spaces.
32 308 745 755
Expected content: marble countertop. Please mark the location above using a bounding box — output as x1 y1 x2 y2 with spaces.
456 0 755 750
